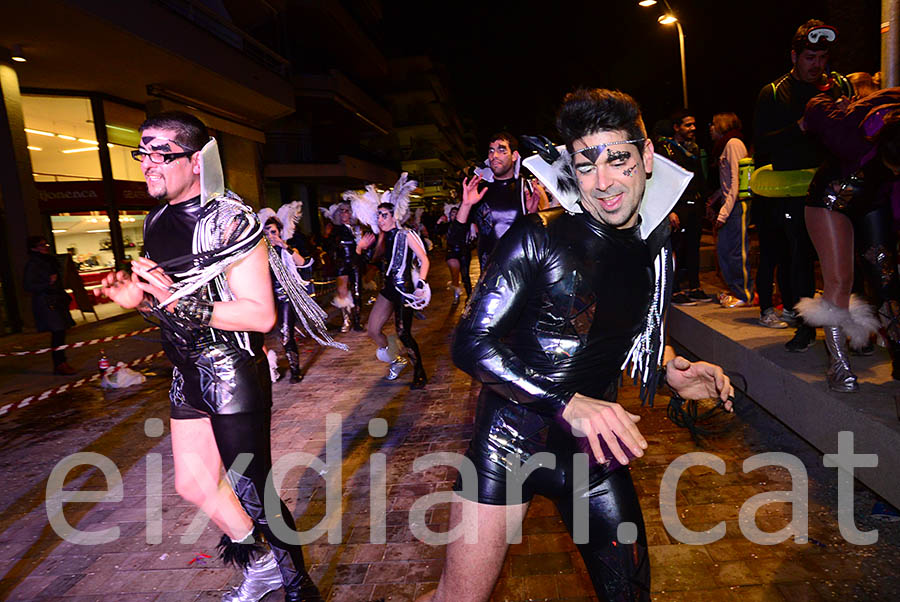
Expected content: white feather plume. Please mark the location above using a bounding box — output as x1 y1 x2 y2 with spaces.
276 201 303 241
343 185 380 232
258 207 277 228
321 202 346 225
443 203 458 220
386 172 417 224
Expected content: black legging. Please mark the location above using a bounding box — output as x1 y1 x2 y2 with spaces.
556 468 649 601
277 299 300 374
209 411 316 596
393 297 424 379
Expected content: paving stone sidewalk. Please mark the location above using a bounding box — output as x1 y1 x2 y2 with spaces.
1 253 898 601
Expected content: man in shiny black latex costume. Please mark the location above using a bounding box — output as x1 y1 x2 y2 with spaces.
457 132 542 272
97 112 324 602
419 89 733 602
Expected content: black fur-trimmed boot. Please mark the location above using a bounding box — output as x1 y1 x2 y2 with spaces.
218 533 282 602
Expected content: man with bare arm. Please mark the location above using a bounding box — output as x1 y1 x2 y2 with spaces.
97 112 338 602
420 89 733 601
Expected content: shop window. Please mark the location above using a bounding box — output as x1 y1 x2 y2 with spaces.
22 95 102 182
51 211 148 284
104 100 146 182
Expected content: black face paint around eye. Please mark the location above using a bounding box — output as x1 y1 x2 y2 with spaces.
571 138 645 167
607 150 631 163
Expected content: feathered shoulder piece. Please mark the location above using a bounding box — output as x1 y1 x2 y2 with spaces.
343 185 380 232
386 172 418 224
276 201 303 240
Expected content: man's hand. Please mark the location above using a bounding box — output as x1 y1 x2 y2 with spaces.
357 232 376 253
130 257 175 309
668 212 681 231
665 356 734 411
523 180 546 214
462 175 487 207
714 219 726 234
561 393 647 465
95 270 146 309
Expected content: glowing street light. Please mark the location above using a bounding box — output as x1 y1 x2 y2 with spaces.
640 1 688 108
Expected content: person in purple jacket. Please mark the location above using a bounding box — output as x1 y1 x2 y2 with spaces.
796 88 900 391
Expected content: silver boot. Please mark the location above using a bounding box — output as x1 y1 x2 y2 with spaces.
386 356 408 380
340 307 351 333
222 548 282 601
823 325 858 393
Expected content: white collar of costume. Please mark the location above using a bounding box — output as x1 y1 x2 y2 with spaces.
474 154 521 182
522 146 692 240
199 138 225 206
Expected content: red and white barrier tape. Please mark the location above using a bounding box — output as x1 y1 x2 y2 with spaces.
0 327 159 358
0 350 166 417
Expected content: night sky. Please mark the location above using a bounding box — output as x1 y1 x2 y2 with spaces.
382 0 882 156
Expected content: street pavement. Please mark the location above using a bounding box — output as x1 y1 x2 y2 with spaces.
1 252 899 601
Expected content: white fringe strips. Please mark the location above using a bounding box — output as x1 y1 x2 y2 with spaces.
621 246 670 401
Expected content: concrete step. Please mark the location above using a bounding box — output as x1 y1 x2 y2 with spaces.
669 301 900 509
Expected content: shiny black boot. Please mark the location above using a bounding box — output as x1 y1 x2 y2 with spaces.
286 350 303 383
351 306 364 332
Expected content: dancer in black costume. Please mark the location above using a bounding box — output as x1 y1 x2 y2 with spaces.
419 89 733 602
262 212 311 383
457 132 544 271
97 112 341 602
325 202 370 332
349 174 430 389
444 205 472 302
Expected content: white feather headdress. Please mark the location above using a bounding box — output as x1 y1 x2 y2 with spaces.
443 202 459 220
385 172 417 224
257 207 277 228
276 201 303 240
320 202 348 225
342 185 381 232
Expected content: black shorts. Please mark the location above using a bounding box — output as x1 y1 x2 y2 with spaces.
168 343 272 420
454 389 621 505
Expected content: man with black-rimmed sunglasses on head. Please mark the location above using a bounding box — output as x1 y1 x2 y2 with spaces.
98 111 337 602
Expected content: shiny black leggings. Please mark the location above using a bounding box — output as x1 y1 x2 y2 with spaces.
393 296 424 375
277 299 298 356
209 411 311 592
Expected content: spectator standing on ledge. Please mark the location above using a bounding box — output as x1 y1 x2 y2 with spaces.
752 19 851 349
709 113 757 312
24 235 76 375
657 109 713 305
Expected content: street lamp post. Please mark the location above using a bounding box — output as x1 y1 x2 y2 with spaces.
641 0 688 108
